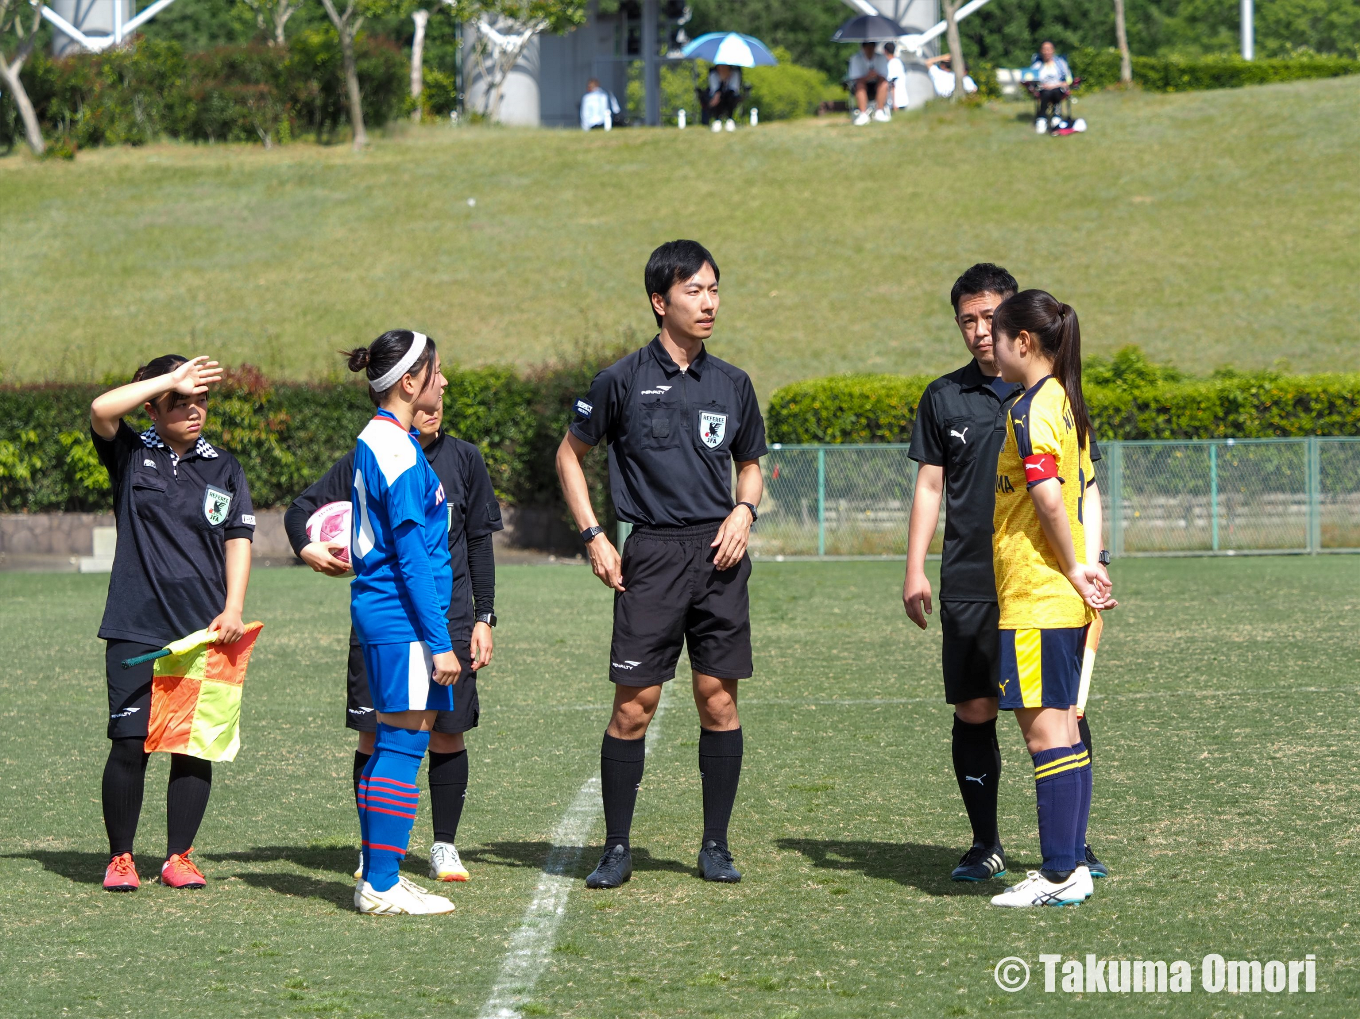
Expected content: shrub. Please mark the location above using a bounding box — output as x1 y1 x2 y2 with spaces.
745 48 842 120
1069 49 1360 93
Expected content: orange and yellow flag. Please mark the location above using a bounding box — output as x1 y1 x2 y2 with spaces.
144 623 263 762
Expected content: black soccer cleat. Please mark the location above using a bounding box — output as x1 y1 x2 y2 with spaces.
1084 844 1108 879
585 845 632 889
697 841 742 883
950 843 1007 882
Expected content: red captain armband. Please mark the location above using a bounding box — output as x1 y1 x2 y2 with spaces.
1023 454 1059 486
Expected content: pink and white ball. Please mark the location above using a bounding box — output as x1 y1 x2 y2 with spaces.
305 501 352 566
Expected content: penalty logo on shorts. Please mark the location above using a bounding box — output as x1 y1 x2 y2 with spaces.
204 486 232 526
699 412 727 449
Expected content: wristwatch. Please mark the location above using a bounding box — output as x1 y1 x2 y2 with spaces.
580 525 605 544
476 612 497 628
1098 549 1111 566
738 501 759 522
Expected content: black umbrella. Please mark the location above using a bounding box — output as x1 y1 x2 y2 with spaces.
831 13 912 42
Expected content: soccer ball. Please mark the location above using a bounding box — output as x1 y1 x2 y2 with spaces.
306 501 352 566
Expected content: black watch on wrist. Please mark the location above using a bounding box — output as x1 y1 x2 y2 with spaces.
476 612 497 628
1098 549 1111 566
580 525 605 544
738 501 758 522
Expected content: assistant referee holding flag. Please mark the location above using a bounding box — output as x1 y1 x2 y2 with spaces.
556 240 767 889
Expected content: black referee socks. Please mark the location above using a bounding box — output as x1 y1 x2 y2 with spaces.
699 727 744 850
601 733 647 851
952 715 1002 848
103 737 150 857
166 754 212 858
352 750 372 804
428 749 469 845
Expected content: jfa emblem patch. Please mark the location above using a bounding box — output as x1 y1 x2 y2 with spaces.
203 486 232 525
699 412 727 449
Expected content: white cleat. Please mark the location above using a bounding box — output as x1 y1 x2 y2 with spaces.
853 110 871 127
873 107 891 123
724 118 736 132
990 868 1093 907
429 841 470 882
710 119 723 133
355 876 455 915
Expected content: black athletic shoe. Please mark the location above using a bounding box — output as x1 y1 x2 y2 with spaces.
697 841 742 883
950 843 1007 882
585 845 632 889
1084 845 1108 879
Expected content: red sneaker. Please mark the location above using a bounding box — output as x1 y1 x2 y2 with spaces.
104 852 140 892
160 849 207 888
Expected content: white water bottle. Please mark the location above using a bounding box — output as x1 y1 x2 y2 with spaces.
677 109 687 129
750 107 759 126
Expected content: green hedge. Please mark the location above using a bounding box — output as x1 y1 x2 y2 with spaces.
2 33 406 151
1069 49 1360 94
766 349 1360 445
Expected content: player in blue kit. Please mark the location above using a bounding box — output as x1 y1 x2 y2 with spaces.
343 330 462 916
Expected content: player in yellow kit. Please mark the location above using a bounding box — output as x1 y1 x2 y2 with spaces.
986 290 1117 908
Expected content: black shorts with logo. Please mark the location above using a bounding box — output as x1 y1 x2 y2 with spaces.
345 640 478 734
105 640 161 740
940 601 1001 704
610 523 753 687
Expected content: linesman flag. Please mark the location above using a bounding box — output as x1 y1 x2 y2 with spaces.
126 623 265 762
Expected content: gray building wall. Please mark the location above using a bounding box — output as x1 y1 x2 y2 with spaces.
50 0 135 56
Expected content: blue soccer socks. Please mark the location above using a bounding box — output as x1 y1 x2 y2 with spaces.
1033 745 1085 877
1071 740 1093 865
357 723 430 892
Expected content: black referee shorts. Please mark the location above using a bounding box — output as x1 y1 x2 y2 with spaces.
940 601 1001 705
610 523 753 687
105 640 160 740
345 640 479 734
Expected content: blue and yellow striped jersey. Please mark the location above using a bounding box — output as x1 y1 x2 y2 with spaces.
992 376 1096 630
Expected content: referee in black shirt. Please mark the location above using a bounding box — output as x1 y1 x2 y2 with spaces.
556 240 767 888
903 263 1107 883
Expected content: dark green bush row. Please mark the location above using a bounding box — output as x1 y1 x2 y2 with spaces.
1069 49 1360 93
2 34 406 150
765 349 1360 445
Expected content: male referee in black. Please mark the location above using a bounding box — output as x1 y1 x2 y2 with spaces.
902 262 1107 882
556 239 766 888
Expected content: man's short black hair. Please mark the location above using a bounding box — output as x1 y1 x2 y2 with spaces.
950 263 1018 313
645 240 720 326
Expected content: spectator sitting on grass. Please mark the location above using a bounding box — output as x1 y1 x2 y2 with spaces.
1029 42 1072 127
848 41 892 126
581 78 620 131
702 64 743 132
926 54 978 99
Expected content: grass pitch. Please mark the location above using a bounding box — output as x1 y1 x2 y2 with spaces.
3 77 1360 393
0 556 1356 1018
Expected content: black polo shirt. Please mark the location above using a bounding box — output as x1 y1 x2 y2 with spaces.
569 337 767 527
283 432 503 642
93 421 256 645
908 360 1101 602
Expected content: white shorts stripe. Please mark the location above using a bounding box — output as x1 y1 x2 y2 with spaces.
407 641 432 711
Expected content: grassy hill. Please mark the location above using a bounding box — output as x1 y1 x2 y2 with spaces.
2 76 1358 399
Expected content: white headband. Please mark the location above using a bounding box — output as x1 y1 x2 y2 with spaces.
370 332 428 393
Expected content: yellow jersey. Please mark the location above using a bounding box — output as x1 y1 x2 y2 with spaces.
993 376 1096 630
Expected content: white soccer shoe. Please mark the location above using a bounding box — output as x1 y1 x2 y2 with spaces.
990 867 1093 907
710 119 723 133
429 841 470 882
724 118 736 132
355 876 455 915
853 110 871 127
873 107 891 123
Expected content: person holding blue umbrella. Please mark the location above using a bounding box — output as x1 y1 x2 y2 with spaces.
680 32 777 131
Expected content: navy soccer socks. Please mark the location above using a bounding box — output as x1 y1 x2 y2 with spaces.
951 715 1002 848
358 723 429 892
428 749 469 845
600 734 646 851
698 727 743 849
1032 745 1085 878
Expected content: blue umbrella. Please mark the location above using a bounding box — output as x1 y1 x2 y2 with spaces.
681 32 779 68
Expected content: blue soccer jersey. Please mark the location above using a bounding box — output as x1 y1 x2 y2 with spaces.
349 409 452 654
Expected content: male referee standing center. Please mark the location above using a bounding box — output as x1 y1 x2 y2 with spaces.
556 240 766 889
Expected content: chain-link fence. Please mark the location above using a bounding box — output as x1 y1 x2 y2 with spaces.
737 438 1360 559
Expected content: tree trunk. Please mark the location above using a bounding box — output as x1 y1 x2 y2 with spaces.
319 0 366 149
0 52 44 156
942 0 968 102
410 9 429 121
272 5 291 46
1114 0 1132 84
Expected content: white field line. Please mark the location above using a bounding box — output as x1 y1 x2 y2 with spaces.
478 687 669 1019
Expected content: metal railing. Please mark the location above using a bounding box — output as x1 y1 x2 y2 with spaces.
739 437 1360 559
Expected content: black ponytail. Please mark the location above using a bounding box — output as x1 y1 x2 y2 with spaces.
340 330 437 406
992 290 1091 452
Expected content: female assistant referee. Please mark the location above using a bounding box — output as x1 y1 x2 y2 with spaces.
90 355 255 892
343 330 462 916
987 291 1116 908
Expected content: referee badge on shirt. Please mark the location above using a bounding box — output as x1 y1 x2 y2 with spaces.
699 412 727 449
203 486 232 526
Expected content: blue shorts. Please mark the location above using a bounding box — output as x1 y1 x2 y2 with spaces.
361 641 456 714
997 626 1087 710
